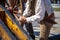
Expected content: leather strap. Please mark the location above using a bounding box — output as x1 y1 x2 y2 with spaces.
40 12 57 24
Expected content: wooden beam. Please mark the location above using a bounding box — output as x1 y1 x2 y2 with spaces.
0 25 12 40
0 5 31 40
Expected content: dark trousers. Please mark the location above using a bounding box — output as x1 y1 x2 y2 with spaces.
25 22 35 40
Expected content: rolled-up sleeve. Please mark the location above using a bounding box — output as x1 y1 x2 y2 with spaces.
26 0 45 23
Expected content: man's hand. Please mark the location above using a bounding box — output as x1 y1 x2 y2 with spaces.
7 7 13 13
7 7 12 11
18 16 26 24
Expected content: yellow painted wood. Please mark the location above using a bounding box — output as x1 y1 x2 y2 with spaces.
0 7 3 11
0 25 12 40
0 8 28 40
5 13 28 40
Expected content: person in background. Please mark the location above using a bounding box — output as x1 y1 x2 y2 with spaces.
7 0 35 40
19 0 57 40
0 0 6 7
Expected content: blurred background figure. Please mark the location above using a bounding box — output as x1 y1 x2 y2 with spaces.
51 0 60 4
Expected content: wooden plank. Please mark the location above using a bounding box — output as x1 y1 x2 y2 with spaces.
0 24 12 40
0 20 17 40
0 5 32 40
